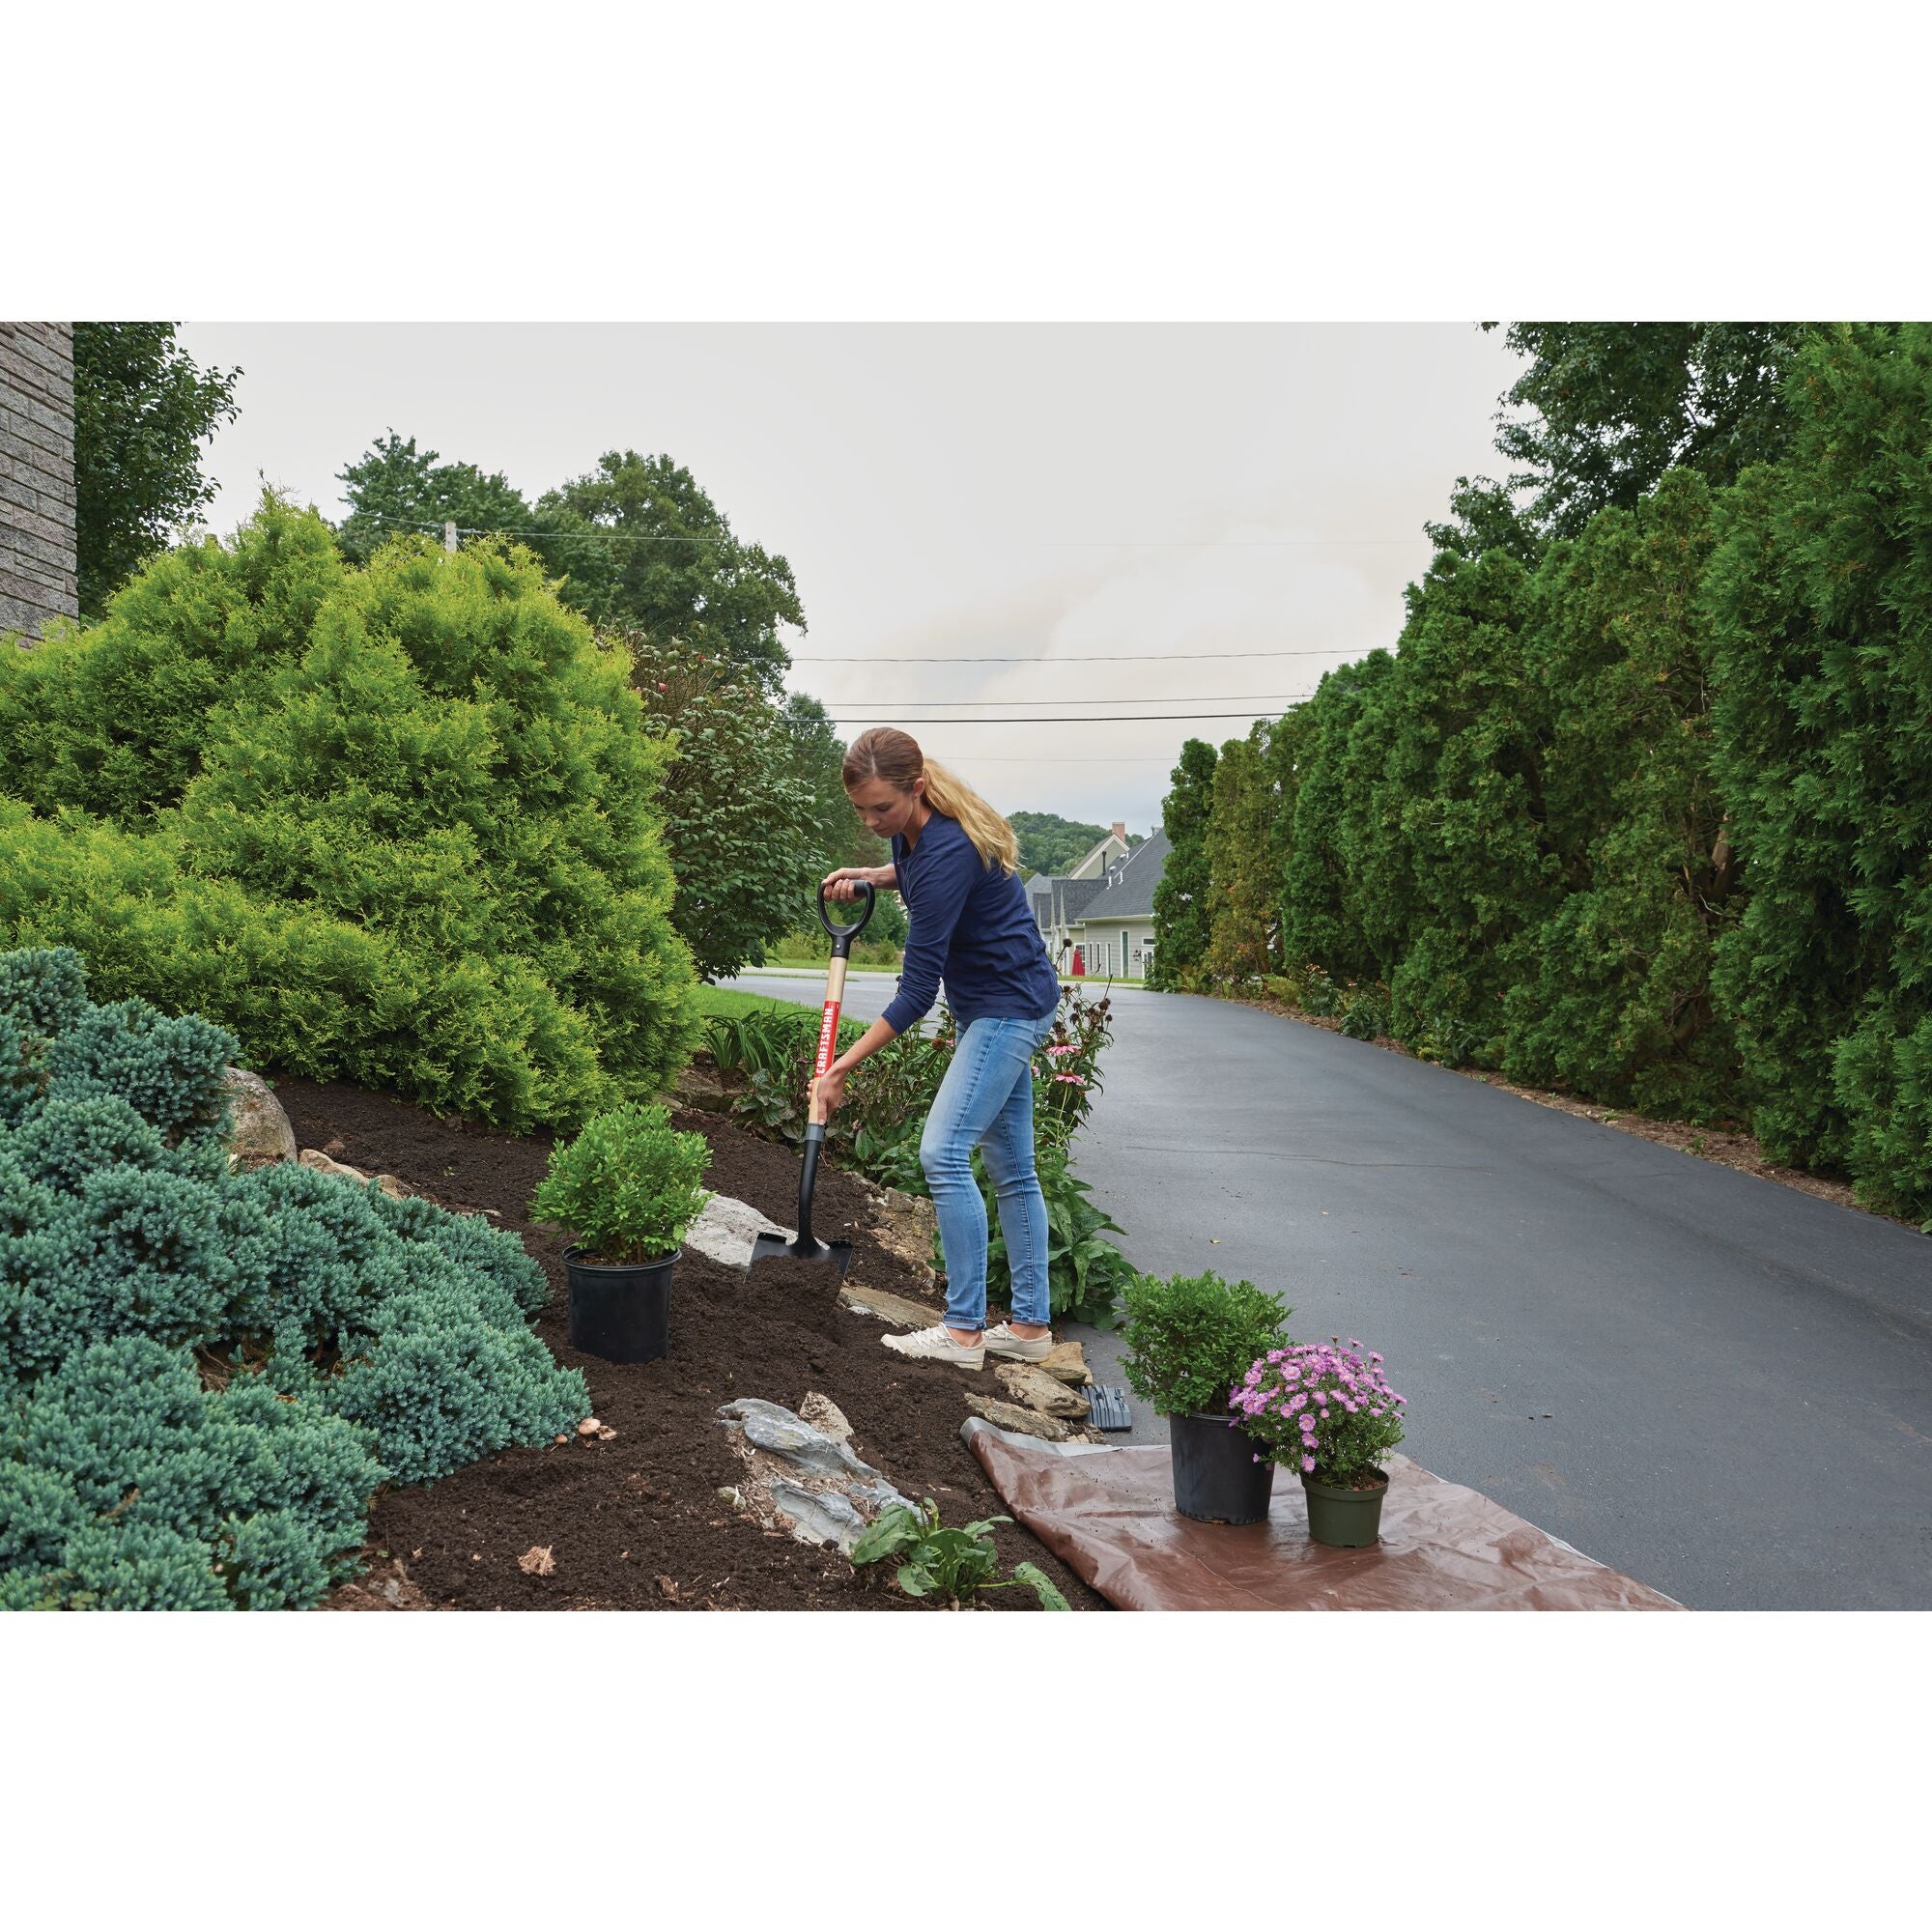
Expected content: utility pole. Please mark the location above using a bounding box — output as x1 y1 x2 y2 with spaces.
442 521 458 554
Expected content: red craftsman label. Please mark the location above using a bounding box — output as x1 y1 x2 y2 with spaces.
815 1000 842 1076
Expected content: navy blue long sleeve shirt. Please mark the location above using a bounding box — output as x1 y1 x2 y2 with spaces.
880 811 1062 1036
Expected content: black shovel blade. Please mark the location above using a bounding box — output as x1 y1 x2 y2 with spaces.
749 1230 855 1278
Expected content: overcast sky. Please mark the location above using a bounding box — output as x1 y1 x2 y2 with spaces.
182 324 1526 838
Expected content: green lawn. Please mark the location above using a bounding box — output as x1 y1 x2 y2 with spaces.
690 983 821 1023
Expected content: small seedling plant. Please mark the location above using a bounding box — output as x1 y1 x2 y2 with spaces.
849 1499 1069 1609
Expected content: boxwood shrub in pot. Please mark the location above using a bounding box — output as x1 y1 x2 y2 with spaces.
1119 1269 1291 1525
531 1102 712 1365
1229 1338 1406 1547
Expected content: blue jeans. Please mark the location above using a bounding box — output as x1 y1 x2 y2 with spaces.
921 1012 1058 1333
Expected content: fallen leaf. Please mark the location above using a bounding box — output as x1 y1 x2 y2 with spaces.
656 1576 680 1601
517 1546 556 1577
577 1417 601 1437
595 1425 617 1441
412 1548 422 1559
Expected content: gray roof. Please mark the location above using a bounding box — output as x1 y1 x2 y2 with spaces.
1069 828 1168 923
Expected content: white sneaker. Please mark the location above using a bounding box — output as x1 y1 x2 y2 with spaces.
983 1322 1054 1362
881 1323 984 1370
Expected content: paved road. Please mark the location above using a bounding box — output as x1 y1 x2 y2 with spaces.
720 972 1932 1609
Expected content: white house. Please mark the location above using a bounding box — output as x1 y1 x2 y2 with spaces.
1026 823 1169 981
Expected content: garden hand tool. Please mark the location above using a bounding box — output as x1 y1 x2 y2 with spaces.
750 877 875 1277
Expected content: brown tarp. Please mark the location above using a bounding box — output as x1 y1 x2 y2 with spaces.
963 1423 1685 1611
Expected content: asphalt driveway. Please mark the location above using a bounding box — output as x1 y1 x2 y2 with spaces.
721 969 1932 1609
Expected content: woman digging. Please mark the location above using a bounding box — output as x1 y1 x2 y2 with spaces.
812 726 1064 1372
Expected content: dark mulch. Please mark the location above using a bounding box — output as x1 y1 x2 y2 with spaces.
273 1076 1105 1612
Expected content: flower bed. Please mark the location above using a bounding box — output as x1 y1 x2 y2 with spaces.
279 1076 1105 1611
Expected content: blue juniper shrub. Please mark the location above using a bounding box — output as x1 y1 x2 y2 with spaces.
0 945 589 1610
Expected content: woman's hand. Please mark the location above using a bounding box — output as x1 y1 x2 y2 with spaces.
822 865 891 903
810 1065 849 1116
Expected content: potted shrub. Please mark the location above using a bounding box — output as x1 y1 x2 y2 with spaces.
530 1101 712 1364
1229 1338 1406 1547
1119 1269 1291 1524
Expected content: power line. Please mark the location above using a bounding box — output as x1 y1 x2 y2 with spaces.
362 511 1432 551
908 753 1180 763
790 649 1368 662
811 691 1306 707
822 709 1298 724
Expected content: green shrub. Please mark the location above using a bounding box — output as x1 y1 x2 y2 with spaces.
2 1336 384 1611
0 945 90 1039
44 998 238 1144
531 1101 713 1264
1119 1268 1293 1416
0 946 592 1607
0 503 701 1133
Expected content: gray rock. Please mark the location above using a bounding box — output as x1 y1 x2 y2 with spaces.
850 1477 914 1518
742 1410 869 1478
687 1192 789 1266
221 1065 296 1169
769 1481 867 1552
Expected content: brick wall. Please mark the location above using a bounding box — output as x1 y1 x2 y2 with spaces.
0 322 78 639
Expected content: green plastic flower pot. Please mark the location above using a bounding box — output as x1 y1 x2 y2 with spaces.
1301 1468 1389 1548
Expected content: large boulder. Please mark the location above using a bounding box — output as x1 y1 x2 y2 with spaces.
220 1065 296 1169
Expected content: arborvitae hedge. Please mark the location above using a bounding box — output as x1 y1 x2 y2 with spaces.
1151 324 1932 1225
0 947 589 1609
0 497 699 1132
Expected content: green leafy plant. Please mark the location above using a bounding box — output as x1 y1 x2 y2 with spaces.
1031 982 1114 1153
954 1141 1134 1330
530 1101 712 1265
848 1497 1069 1608
1119 1268 1293 1417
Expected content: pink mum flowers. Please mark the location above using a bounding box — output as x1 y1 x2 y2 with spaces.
1228 1339 1406 1487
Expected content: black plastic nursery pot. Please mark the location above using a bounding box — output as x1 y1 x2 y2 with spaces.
1168 1410 1276 1525
564 1245 677 1365
1301 1469 1389 1548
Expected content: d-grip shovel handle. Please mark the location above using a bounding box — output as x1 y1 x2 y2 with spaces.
805 878 874 1143
817 877 876 952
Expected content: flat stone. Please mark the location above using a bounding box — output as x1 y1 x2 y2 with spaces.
838 1281 946 1329
297 1149 403 1197
718 1398 872 1479
221 1065 296 1169
767 1481 867 1553
798 1391 853 1441
687 1191 788 1266
963 1393 1075 1442
995 1362 1090 1418
1037 1342 1093 1386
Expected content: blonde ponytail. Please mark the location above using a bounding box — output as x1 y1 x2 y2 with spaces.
920 757 1020 873
842 726 1020 874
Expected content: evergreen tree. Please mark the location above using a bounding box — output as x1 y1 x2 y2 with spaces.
1149 739 1216 989
1701 323 1932 1212
1485 322 1811 538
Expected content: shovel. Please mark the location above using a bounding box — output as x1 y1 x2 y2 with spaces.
750 877 876 1277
